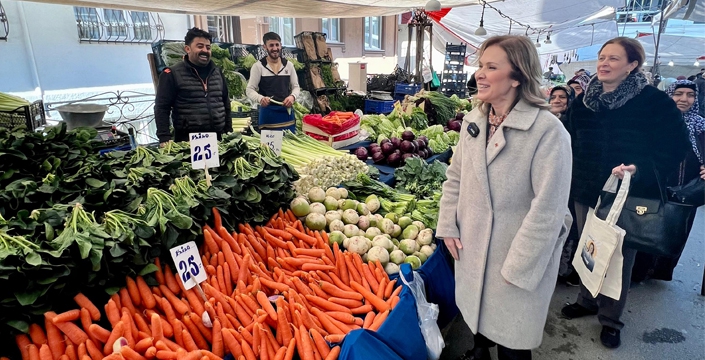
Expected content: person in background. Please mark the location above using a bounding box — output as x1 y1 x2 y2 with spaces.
155 27 232 144
438 35 572 360
543 66 555 80
658 77 677 91
695 73 705 117
677 75 687 81
631 80 705 282
567 74 591 96
467 72 478 96
548 85 575 121
246 32 301 131
561 37 690 349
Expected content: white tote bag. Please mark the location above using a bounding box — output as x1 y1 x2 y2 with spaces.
573 172 631 299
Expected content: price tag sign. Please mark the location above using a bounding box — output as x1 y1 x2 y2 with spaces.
260 130 283 156
169 241 207 290
189 132 219 169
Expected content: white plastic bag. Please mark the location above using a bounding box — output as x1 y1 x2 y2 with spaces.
400 269 445 360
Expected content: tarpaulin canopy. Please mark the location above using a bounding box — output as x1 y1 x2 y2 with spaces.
638 33 705 65
18 0 483 18
652 0 705 24
428 0 622 55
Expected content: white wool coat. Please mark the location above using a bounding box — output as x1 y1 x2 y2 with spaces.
436 99 573 349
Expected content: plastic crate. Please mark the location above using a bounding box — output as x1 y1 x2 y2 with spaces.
394 82 422 96
364 99 395 114
0 100 46 131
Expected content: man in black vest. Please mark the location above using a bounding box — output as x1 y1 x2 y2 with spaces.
155 27 232 144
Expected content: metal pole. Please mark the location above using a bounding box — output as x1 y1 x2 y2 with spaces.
652 0 669 77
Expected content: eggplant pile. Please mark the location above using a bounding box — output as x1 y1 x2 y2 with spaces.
445 112 465 132
355 130 433 167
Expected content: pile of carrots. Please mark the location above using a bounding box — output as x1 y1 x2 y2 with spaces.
320 113 357 127
10 208 401 360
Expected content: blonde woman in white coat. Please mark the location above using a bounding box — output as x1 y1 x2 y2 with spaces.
437 35 573 360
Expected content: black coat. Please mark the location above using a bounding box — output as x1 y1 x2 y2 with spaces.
565 85 691 207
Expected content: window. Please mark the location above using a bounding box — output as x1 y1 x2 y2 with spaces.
322 18 340 43
103 9 127 38
364 16 382 50
269 17 295 46
73 7 163 43
131 12 151 40
74 7 101 40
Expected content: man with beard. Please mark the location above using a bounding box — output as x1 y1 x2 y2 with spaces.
155 27 232 144
247 32 301 131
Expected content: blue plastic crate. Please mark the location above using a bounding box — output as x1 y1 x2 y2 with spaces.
365 100 395 114
394 82 422 96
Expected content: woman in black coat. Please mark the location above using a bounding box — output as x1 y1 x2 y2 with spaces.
560 37 690 349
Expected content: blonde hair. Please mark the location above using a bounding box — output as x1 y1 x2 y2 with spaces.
474 35 549 114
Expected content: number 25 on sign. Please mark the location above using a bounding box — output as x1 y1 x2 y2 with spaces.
169 241 207 290
189 132 219 169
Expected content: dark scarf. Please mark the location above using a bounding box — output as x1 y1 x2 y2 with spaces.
583 72 649 112
666 80 705 164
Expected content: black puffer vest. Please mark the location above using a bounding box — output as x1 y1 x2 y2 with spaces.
170 60 226 135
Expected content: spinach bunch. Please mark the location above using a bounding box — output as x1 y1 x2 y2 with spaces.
394 158 448 199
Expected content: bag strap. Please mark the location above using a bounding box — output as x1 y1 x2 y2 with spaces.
595 171 632 225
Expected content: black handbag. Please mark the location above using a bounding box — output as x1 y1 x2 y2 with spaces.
595 170 695 258
667 177 705 207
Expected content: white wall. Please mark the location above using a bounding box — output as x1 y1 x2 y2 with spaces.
0 1 190 100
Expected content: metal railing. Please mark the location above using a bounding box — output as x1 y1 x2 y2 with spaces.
45 90 159 143
74 7 165 44
0 1 8 41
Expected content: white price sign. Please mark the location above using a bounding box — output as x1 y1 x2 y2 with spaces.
189 132 219 169
169 241 207 290
260 130 283 156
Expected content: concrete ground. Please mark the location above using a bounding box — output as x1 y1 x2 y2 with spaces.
440 207 705 360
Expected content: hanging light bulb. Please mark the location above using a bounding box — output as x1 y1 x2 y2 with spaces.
475 2 487 36
425 0 442 12
544 33 552 44
535 35 541 48
668 60 674 66
695 60 701 67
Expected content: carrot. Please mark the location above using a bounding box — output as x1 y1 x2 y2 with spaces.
285 227 317 246
361 264 380 294
65 342 77 360
131 275 155 309
144 347 158 359
324 346 340 360
212 319 224 357
28 323 47 346
254 291 277 321
122 276 142 307
305 295 353 314
121 346 147 360
38 345 52 360
273 347 287 360
135 337 154 353
241 339 256 360
49 309 80 324
189 313 213 343
160 266 180 296
384 279 396 299
122 308 138 346
349 281 390 312
221 329 243 357
308 308 344 335
299 325 316 360
369 309 389 331
391 295 401 309
301 263 335 272
376 277 387 300
16 334 32 360
324 312 355 324
350 304 374 315
203 228 221 256
102 321 124 355
157 285 189 316
327 297 363 309
72 293 100 321
182 315 209 350
309 328 330 359
84 340 103 360
27 345 39 360
319 281 362 301
44 313 65 360
87 324 110 343
155 350 178 360
76 343 87 359
52 320 88 345
387 285 403 305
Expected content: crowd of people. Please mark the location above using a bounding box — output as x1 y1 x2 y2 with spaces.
444 35 704 360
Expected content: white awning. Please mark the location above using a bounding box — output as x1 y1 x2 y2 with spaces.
428 0 622 55
17 0 486 18
638 33 705 65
